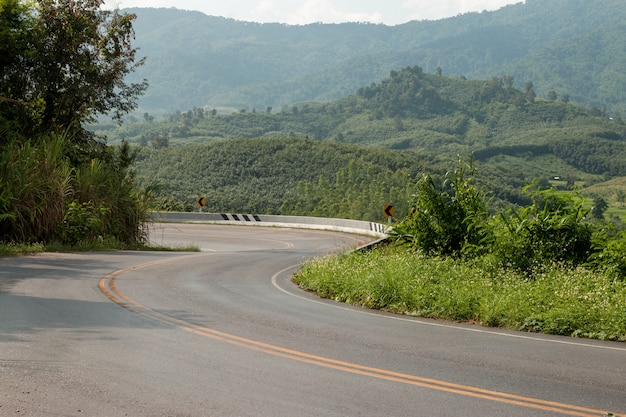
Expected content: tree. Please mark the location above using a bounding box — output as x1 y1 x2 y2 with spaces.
152 135 169 149
1 0 147 140
591 196 608 220
393 116 404 131
391 157 490 257
0 0 28 74
524 80 536 101
502 75 514 89
0 0 32 130
496 187 595 272
0 0 150 244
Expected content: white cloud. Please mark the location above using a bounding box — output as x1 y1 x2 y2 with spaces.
402 0 522 21
286 0 383 24
247 1 282 23
104 0 522 25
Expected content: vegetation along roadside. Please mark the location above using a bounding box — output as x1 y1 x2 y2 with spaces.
0 0 161 253
294 159 626 341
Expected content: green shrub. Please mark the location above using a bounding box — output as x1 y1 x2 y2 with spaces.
586 230 626 278
390 156 491 257
71 142 149 245
56 200 109 245
0 134 149 246
494 184 596 273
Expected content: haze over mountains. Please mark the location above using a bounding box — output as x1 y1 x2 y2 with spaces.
124 0 626 118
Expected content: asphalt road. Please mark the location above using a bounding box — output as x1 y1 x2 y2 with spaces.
1 223 625 417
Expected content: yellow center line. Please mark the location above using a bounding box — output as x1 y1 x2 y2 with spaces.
98 258 619 417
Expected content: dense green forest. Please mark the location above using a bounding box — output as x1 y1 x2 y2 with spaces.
135 138 428 220
100 65 626 222
123 0 626 117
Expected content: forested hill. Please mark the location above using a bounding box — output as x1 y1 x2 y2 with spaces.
134 137 430 218
109 66 626 218
124 0 626 117
107 65 626 178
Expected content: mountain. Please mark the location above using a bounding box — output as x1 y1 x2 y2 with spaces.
124 0 626 117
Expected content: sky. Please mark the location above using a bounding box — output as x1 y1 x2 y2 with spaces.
102 0 523 26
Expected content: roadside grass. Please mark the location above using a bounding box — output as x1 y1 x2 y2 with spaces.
0 242 47 256
0 238 199 256
293 245 626 342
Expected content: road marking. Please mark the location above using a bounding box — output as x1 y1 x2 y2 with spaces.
99 257 620 417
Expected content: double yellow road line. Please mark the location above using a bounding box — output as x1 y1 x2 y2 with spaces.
99 258 619 417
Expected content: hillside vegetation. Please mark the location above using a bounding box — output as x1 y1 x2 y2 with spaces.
135 137 431 221
103 66 626 221
124 0 626 117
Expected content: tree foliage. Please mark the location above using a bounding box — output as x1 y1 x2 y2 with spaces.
1 0 147 143
494 184 595 272
0 0 148 244
134 137 430 221
390 157 490 257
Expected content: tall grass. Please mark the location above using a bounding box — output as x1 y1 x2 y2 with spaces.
293 246 626 341
1 133 149 245
72 144 149 244
0 134 72 242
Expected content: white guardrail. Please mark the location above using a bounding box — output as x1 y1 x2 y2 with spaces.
149 212 389 239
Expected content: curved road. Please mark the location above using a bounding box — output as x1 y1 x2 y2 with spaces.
1 223 625 416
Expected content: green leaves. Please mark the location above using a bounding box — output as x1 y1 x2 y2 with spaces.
391 156 490 257
0 133 148 245
0 133 73 242
56 200 109 245
388 159 625 279
0 2 150 245
1 0 147 140
494 184 595 273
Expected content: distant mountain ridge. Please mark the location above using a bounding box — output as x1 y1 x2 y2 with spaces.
125 0 626 117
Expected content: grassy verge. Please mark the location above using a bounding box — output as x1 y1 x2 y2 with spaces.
293 245 626 342
0 238 199 256
0 242 47 256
